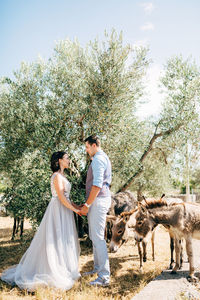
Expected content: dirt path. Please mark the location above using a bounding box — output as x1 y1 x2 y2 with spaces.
0 217 172 299
132 239 200 300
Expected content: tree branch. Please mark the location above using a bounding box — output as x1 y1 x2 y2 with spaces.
117 122 182 192
69 159 81 177
151 147 168 164
76 114 85 142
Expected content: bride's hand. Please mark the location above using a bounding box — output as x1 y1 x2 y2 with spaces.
74 208 82 216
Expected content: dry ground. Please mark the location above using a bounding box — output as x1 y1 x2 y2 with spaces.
0 216 171 300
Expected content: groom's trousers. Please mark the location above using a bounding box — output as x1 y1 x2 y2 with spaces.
87 196 111 282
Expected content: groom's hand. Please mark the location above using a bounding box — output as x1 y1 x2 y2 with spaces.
80 205 89 216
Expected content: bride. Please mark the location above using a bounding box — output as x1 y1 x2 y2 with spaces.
1 151 81 291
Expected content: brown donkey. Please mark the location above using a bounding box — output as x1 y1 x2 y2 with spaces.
107 213 155 271
132 197 200 282
111 196 184 271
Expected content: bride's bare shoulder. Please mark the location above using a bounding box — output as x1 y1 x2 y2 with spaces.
52 172 67 184
51 172 61 182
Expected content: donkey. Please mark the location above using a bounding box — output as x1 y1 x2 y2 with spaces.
106 191 137 241
106 191 154 270
107 212 155 270
114 196 184 270
132 197 200 282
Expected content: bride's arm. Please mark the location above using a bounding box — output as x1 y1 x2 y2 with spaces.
53 174 80 215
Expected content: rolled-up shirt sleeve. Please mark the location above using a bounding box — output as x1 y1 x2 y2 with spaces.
91 156 106 188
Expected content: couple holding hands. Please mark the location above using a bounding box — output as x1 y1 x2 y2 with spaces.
1 135 112 290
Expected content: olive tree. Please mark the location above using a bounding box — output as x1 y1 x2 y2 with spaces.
0 31 149 226
117 55 200 196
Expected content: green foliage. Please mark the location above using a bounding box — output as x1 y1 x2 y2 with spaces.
157 56 200 192
1 32 200 225
0 183 7 193
123 55 200 196
0 30 150 225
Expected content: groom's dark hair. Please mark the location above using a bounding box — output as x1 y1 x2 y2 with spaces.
84 135 100 147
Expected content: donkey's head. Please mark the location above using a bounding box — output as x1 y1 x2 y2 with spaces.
107 214 131 253
134 205 153 242
134 194 165 242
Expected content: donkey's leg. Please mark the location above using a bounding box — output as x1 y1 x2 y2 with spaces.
185 236 198 282
179 239 183 269
171 238 181 274
151 230 155 261
142 240 147 262
137 242 143 271
169 236 175 269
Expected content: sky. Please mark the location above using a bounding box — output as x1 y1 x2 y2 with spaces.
1 0 200 117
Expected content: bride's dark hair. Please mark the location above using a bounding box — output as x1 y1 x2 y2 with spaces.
51 151 67 172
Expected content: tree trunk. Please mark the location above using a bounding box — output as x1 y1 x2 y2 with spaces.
117 123 182 193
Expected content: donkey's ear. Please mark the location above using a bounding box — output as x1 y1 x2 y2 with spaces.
106 215 117 223
140 204 147 214
120 209 135 218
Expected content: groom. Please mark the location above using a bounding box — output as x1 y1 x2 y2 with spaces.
80 135 112 287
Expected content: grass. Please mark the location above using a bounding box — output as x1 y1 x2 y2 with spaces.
0 216 171 300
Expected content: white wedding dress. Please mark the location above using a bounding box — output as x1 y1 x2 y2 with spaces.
1 172 80 291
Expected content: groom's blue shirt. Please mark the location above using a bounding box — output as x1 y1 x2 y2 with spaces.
86 150 112 199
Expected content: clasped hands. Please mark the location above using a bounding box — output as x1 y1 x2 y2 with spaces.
72 203 88 216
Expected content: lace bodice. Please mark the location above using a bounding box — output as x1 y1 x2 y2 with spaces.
51 172 71 200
